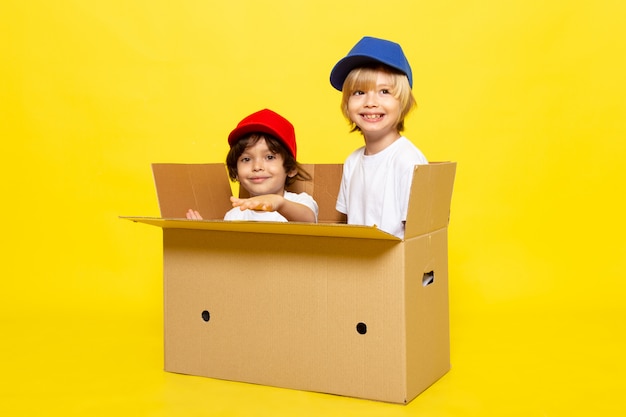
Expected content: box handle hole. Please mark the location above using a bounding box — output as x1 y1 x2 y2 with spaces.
422 271 434 287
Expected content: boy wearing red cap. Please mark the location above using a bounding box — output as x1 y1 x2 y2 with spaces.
330 36 428 239
186 109 318 222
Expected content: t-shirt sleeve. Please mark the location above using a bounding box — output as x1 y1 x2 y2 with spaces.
223 206 240 220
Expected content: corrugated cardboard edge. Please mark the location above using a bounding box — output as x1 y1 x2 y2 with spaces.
121 217 400 240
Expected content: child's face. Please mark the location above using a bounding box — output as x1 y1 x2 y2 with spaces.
236 138 294 197
347 71 402 139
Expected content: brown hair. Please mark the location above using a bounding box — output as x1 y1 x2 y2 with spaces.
226 133 311 186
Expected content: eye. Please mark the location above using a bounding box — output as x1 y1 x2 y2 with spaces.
381 89 390 94
266 154 276 160
352 90 364 96
240 157 250 163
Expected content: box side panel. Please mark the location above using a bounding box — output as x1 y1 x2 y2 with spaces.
152 163 232 219
405 162 456 238
404 229 451 401
163 228 329 386
325 241 407 402
162 229 408 403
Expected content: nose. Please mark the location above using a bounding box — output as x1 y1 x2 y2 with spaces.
364 91 378 107
252 159 264 171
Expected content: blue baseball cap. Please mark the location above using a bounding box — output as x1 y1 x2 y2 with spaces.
330 36 413 91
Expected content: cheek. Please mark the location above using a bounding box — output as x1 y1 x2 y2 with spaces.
385 96 402 108
347 95 360 106
347 99 361 114
236 162 248 175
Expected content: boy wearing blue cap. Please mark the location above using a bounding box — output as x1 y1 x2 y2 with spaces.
330 36 428 239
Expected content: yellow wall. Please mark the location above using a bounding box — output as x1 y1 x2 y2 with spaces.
1 0 625 414
3 0 623 316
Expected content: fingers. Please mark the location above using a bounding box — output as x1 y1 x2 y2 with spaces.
239 201 271 211
186 209 203 220
231 196 274 212
230 197 250 210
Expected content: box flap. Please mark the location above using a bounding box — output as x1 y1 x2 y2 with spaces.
121 216 400 240
152 163 233 219
146 162 456 239
404 162 457 239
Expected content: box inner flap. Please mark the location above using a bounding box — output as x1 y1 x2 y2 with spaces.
152 163 233 219
147 162 455 239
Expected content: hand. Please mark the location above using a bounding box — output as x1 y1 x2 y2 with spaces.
230 195 283 212
186 209 203 220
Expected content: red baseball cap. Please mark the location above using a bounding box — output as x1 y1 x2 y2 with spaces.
227 109 297 159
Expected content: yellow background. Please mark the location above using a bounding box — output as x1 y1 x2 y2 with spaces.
1 0 624 415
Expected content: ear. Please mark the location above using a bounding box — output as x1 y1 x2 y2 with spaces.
286 168 297 178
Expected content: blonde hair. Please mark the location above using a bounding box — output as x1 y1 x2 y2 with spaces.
341 66 416 133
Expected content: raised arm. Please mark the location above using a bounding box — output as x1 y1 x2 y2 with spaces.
229 195 316 222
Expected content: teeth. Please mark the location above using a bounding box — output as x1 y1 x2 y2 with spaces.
363 114 382 119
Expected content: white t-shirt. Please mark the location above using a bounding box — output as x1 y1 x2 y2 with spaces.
224 191 319 222
336 137 428 239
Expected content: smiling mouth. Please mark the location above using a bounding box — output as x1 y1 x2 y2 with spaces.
362 114 383 120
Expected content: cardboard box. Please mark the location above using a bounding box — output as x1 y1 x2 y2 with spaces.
124 161 456 404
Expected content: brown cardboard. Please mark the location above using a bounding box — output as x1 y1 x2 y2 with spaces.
152 163 346 223
124 161 456 404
